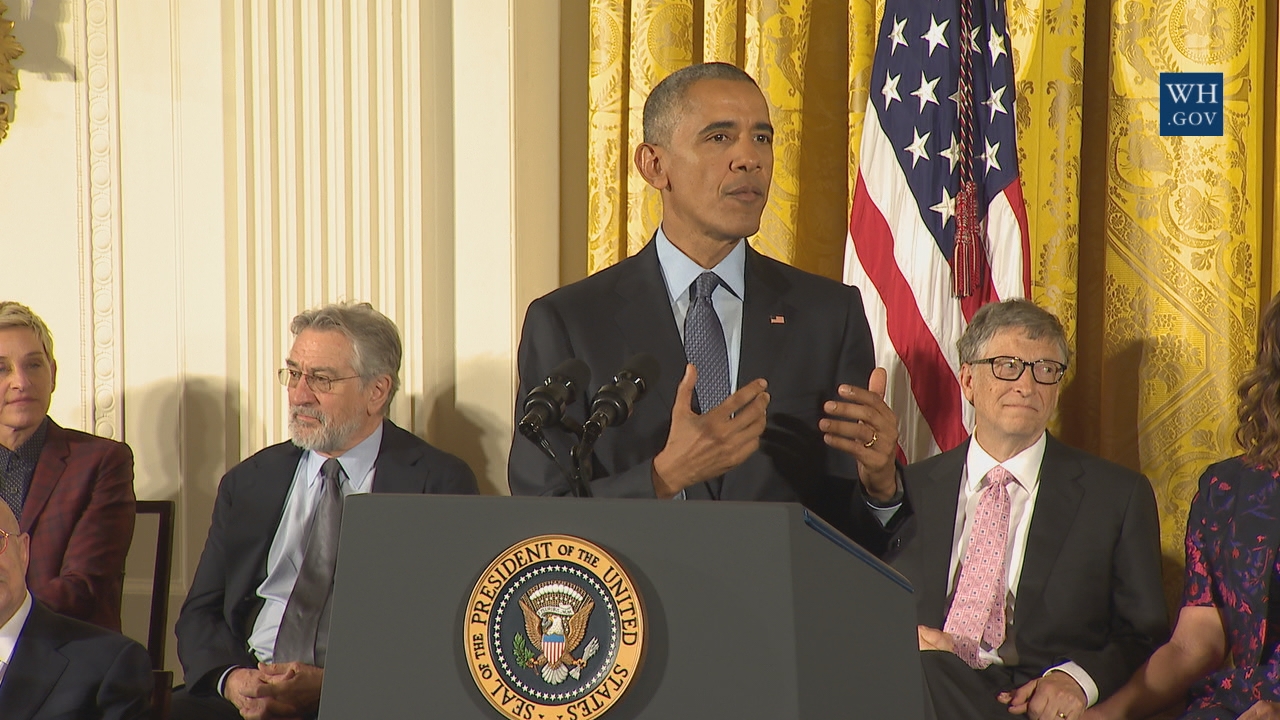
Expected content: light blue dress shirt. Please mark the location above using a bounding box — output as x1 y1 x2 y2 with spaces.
653 227 746 391
246 423 383 662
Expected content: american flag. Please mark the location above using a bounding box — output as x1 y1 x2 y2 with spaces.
843 0 1031 462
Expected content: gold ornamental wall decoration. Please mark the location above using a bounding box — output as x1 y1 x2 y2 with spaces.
0 0 21 143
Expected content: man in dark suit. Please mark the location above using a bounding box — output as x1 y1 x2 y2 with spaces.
172 302 478 720
0 499 153 720
885 299 1168 720
0 301 136 632
508 62 903 551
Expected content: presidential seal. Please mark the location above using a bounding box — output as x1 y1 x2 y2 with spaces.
465 534 645 720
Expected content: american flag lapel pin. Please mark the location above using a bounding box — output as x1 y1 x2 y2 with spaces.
770 314 786 324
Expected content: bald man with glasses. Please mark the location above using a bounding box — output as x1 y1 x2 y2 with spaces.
0 501 152 720
881 299 1168 720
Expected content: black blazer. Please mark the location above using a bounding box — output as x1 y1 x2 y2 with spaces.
0 600 152 720
175 419 478 691
887 435 1170 698
508 239 903 552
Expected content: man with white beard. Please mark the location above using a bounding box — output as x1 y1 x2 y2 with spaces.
171 302 478 720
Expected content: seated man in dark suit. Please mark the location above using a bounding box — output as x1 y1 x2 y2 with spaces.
884 299 1169 720
172 302 479 720
509 62 904 553
0 500 153 720
0 301 136 631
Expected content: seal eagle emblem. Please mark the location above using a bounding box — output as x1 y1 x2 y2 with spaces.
517 581 599 684
465 534 646 720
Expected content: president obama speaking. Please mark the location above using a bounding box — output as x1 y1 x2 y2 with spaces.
509 62 906 553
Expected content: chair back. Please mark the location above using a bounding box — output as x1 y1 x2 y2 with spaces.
135 500 176 669
135 500 176 720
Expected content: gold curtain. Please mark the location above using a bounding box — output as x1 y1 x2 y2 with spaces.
1062 0 1277 602
588 0 1280 598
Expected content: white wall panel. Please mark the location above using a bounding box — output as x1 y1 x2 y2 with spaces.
0 0 567 678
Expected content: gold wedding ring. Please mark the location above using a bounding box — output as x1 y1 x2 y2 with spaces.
864 430 878 448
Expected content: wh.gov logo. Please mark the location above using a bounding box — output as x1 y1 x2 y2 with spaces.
1160 72 1223 136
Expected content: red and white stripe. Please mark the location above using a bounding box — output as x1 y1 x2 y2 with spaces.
844 100 1031 463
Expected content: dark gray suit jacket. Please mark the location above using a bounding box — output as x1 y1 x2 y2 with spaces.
887 435 1169 699
508 239 904 553
0 600 152 720
175 419 478 692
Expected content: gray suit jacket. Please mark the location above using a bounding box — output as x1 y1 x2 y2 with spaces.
887 435 1169 698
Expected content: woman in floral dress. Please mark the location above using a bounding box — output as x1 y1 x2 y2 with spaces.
1086 295 1280 720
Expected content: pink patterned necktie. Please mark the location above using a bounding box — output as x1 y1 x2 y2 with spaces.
944 465 1016 669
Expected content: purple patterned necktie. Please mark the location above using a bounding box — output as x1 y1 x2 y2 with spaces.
684 272 730 414
944 465 1015 669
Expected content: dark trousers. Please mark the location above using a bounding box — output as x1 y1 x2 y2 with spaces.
169 687 242 720
921 650 1037 720
170 686 321 720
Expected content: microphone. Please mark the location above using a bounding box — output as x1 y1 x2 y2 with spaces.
582 353 661 440
518 358 591 443
569 354 661 499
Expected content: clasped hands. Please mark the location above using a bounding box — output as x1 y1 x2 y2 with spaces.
919 626 1087 720
225 662 323 720
651 364 899 501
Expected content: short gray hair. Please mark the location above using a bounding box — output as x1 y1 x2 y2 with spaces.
957 299 1070 365
0 301 55 367
643 62 759 146
290 301 402 413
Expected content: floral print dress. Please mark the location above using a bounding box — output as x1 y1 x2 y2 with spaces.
1181 457 1280 719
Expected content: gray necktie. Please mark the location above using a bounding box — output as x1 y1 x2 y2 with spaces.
685 272 731 414
684 272 731 500
274 458 345 666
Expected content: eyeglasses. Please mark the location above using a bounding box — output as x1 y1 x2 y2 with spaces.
0 527 12 555
973 356 1067 385
277 368 361 394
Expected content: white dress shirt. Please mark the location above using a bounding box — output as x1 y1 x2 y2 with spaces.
246 423 383 662
951 433 1099 705
0 590 33 688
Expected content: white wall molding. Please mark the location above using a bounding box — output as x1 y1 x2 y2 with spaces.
227 0 457 464
77 0 124 440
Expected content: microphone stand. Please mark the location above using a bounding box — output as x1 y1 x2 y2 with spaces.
568 419 597 498
518 417 583 491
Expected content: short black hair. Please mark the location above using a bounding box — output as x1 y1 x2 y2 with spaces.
642 62 759 145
